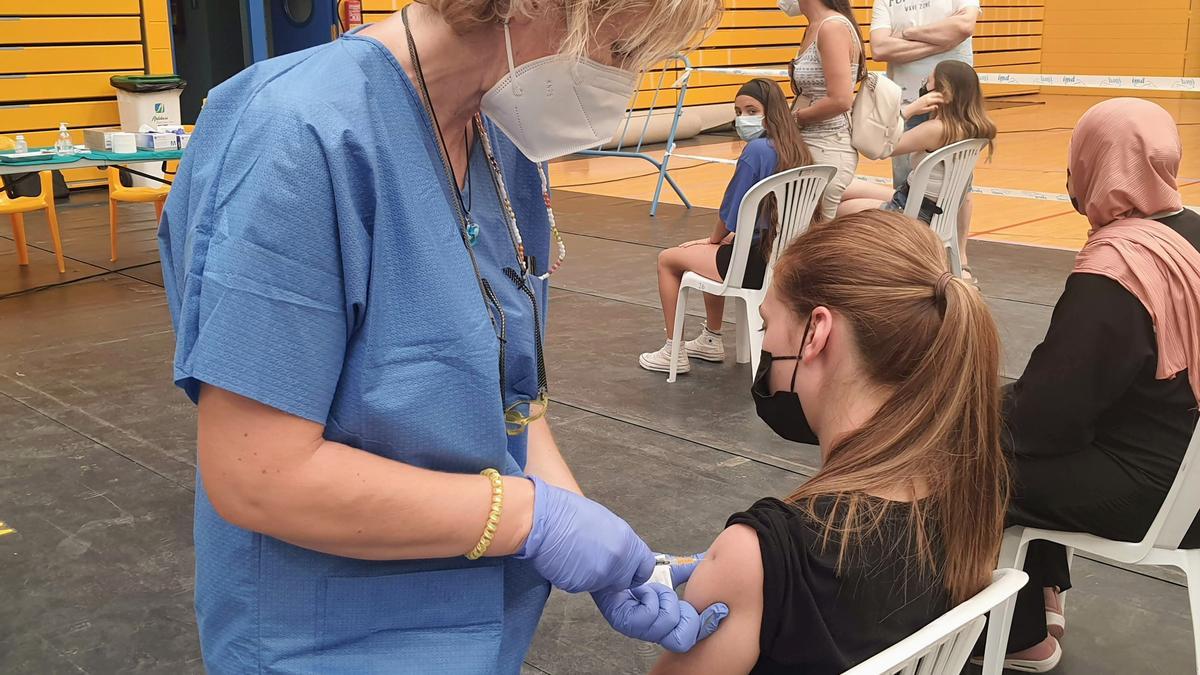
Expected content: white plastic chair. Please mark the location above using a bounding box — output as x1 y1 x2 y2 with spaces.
844 568 1029 675
982 423 1200 675
666 164 836 383
904 138 988 278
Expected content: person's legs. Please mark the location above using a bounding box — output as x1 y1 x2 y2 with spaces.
655 244 722 335
805 128 858 221
642 243 725 372
838 198 885 217
958 190 973 275
1001 448 1167 658
840 178 895 203
702 294 725 333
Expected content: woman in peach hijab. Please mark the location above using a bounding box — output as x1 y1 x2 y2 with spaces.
998 98 1200 671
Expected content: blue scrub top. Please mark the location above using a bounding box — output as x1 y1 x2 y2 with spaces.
159 34 552 674
718 137 778 234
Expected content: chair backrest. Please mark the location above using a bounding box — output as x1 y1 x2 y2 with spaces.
904 138 989 277
1146 420 1200 550
720 164 837 292
842 568 1029 675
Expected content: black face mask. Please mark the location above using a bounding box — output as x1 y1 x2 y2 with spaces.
751 319 819 445
918 83 930 97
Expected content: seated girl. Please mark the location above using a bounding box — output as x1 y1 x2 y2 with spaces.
650 210 1009 674
639 78 812 374
839 61 996 271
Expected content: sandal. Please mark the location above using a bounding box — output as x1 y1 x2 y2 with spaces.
961 265 980 286
971 636 1062 674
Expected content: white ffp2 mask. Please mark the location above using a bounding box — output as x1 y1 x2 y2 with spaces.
777 0 803 17
481 22 638 162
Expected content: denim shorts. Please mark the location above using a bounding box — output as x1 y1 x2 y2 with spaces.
882 184 942 224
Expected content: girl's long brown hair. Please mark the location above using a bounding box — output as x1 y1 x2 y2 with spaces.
933 60 998 158
773 210 1009 605
741 78 813 261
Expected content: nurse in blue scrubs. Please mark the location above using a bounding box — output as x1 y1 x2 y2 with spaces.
157 0 726 672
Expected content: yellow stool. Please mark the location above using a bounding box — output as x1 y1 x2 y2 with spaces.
107 167 170 262
0 171 65 274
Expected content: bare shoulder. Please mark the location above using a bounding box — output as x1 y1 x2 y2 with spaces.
683 524 764 609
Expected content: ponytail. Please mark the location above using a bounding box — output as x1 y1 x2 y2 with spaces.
775 210 1008 604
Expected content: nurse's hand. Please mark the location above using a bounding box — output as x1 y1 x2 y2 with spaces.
592 584 729 652
515 476 655 593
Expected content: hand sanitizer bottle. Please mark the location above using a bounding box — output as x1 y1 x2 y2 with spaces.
55 123 74 156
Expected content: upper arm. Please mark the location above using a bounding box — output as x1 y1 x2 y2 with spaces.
198 385 326 525
817 24 857 107
719 146 770 231
1006 274 1155 456
893 119 943 157
870 0 891 32
652 525 764 675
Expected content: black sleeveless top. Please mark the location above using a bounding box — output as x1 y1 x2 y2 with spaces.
727 496 951 674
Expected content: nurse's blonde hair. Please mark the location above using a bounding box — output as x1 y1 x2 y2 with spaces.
419 0 722 71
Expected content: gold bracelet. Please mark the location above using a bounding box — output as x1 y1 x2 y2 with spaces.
466 469 504 560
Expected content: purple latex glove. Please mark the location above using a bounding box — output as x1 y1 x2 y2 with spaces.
592 583 728 653
516 476 655 593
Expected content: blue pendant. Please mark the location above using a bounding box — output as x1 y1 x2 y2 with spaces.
466 220 480 247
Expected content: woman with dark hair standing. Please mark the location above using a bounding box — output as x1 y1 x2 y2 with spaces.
779 0 866 220
639 78 813 373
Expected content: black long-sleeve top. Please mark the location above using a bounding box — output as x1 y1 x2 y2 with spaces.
1003 209 1200 493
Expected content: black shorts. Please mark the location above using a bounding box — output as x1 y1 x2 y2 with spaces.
715 241 767 290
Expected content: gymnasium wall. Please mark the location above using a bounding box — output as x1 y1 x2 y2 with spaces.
658 0 1044 110
0 0 175 185
1040 0 1199 97
363 0 1044 110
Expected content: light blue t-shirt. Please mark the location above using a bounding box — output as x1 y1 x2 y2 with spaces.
159 33 552 674
719 137 779 234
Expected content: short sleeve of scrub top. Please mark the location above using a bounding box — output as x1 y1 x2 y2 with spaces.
163 106 357 424
719 138 779 233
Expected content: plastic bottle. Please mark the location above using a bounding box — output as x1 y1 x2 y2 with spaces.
54 123 74 156
13 134 28 154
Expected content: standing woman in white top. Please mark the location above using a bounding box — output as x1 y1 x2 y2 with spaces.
779 0 865 221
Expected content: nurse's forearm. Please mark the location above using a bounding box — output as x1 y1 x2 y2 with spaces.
525 416 582 495
197 385 535 560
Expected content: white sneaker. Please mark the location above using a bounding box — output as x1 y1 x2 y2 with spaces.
639 340 690 373
685 328 725 363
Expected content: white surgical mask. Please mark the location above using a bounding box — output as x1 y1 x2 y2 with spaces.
481 22 638 162
777 0 803 17
735 115 765 141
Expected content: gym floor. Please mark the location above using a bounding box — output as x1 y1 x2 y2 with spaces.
1 94 1196 673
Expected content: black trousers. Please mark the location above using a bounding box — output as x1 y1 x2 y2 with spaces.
1004 447 1200 651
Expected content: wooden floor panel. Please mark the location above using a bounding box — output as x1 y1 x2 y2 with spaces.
550 94 1200 251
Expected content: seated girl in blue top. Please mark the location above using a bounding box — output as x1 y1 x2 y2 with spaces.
640 78 813 374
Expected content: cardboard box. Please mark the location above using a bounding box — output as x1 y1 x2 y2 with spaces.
83 127 123 151
135 132 179 151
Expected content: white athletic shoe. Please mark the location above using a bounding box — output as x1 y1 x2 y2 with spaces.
639 340 690 373
684 328 725 363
